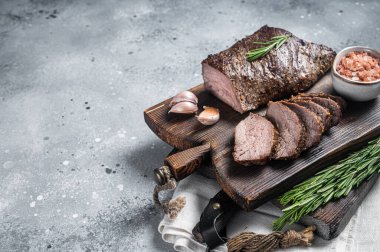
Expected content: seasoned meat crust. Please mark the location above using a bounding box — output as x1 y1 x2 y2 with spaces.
282 101 323 149
297 97 343 126
291 99 333 131
232 93 345 166
233 114 278 165
266 102 306 160
202 25 336 113
296 93 347 110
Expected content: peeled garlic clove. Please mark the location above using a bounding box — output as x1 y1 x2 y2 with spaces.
196 106 220 125
169 91 198 107
168 101 198 114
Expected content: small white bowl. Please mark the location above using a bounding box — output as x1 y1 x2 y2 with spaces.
331 46 380 101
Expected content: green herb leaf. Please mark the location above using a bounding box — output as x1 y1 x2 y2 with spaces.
272 136 380 231
246 35 289 62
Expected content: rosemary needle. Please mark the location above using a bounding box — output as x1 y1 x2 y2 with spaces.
273 136 380 231
246 35 289 62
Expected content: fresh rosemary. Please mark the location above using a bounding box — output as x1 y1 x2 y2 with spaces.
273 136 380 231
246 35 289 62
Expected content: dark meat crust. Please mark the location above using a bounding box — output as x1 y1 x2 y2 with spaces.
291 99 333 131
297 97 342 126
281 101 324 149
233 113 279 165
266 102 307 160
296 93 347 110
202 25 336 112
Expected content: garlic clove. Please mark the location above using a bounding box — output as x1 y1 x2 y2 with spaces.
196 106 220 125
168 101 198 114
169 91 198 107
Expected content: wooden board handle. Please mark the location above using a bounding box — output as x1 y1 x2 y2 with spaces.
165 142 211 181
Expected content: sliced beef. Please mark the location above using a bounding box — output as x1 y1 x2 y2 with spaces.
291 99 333 131
281 101 323 149
266 102 306 160
233 114 278 165
296 93 347 110
302 97 342 126
202 25 336 113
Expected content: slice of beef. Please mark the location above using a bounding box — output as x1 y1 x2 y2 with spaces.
281 101 323 149
266 102 306 160
297 97 342 126
202 25 336 113
291 99 333 131
233 113 278 165
296 93 347 110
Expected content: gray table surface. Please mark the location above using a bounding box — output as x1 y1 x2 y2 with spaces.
0 0 379 251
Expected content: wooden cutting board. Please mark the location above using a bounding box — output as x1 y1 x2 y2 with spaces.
144 75 380 211
300 173 378 239
168 147 379 240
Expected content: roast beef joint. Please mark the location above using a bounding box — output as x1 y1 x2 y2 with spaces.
202 25 336 113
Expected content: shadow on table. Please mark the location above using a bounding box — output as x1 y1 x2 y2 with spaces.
122 139 174 251
124 139 171 181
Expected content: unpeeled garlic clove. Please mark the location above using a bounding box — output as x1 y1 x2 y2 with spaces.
196 106 220 125
169 91 198 107
168 101 198 114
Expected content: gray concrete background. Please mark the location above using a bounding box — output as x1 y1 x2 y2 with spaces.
0 0 379 251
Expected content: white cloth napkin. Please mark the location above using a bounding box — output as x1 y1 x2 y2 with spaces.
158 172 380 252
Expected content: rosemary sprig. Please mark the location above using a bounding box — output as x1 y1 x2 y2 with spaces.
246 35 289 62
273 136 380 231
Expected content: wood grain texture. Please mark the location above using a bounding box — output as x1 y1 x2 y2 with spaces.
144 74 380 211
216 100 380 211
169 147 379 240
165 143 211 181
301 174 379 240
